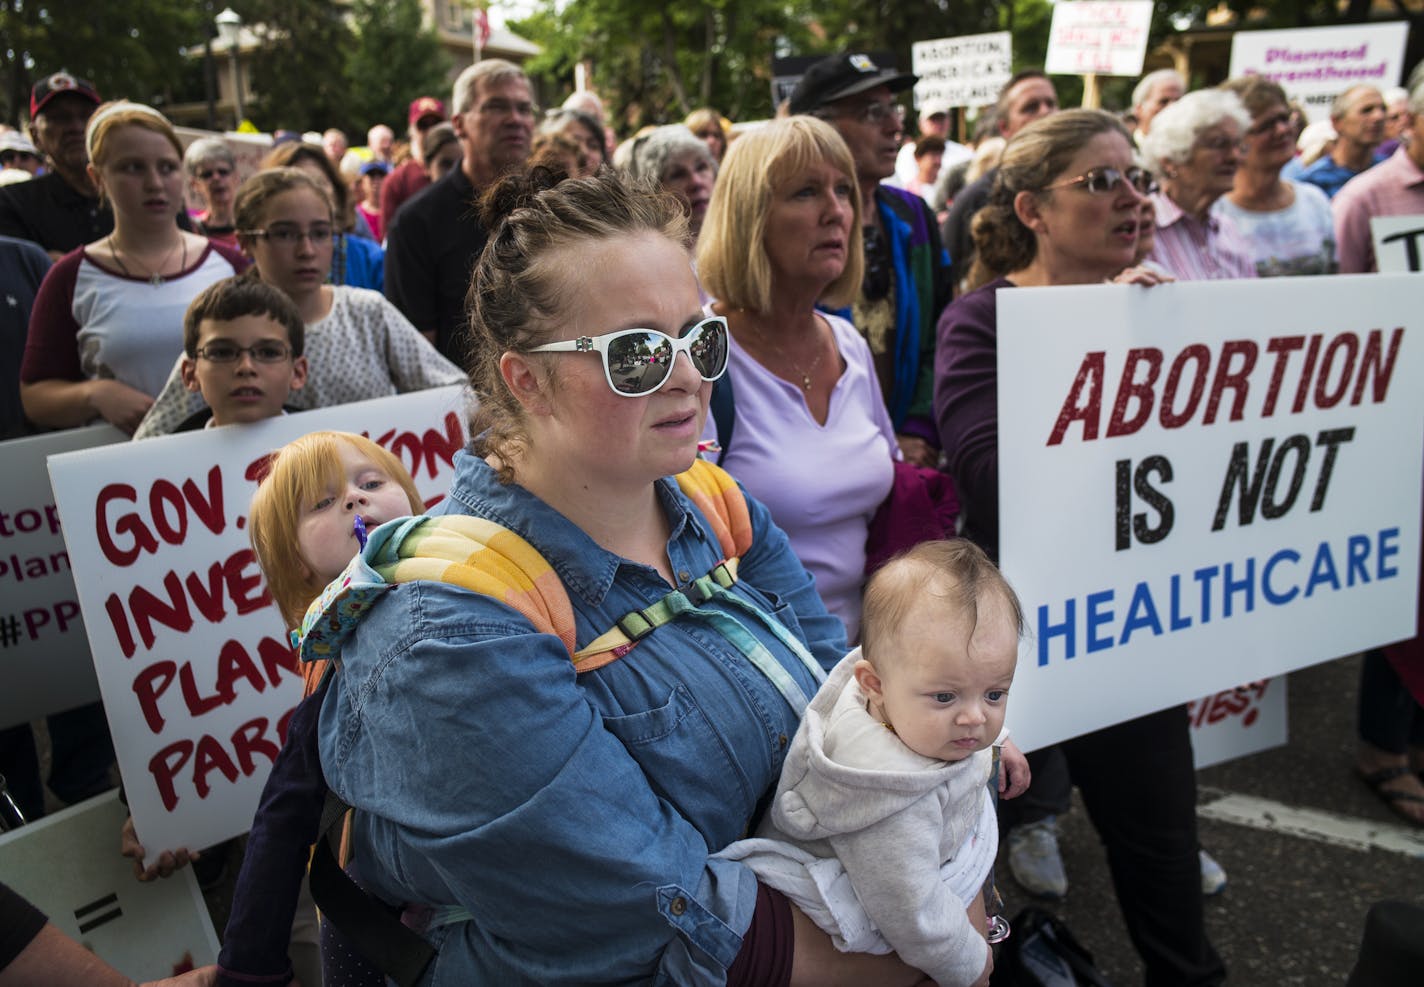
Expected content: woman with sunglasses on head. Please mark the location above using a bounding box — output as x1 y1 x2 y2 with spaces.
302 167 934 986
1139 89 1258 282
20 101 245 433
937 109 1226 987
184 137 240 246
1214 77 1337 277
133 168 463 438
695 116 898 645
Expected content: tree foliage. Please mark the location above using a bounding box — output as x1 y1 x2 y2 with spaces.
511 0 1078 131
511 0 1419 136
513 0 822 129
0 0 204 124
343 0 452 135
234 0 354 133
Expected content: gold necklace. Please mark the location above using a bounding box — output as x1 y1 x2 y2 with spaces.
108 233 187 288
744 315 829 392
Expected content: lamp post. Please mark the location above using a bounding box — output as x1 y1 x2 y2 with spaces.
215 7 244 129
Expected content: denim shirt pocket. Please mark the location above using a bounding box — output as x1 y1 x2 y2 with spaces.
734 581 807 645
600 683 757 831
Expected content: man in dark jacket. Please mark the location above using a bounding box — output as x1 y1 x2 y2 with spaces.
384 60 533 368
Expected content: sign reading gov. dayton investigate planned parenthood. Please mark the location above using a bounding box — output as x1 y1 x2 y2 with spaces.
47 386 467 867
996 274 1422 752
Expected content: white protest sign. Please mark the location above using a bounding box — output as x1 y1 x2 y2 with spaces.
997 275 1423 752
1228 22 1409 123
0 791 218 979
1188 678 1287 770
1371 215 1424 273
48 386 467 865
1045 1 1154 78
911 32 1013 111
0 425 125 728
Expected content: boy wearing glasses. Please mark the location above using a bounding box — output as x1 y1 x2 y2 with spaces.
176 277 308 430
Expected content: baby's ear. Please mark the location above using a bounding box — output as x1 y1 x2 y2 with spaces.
853 658 884 703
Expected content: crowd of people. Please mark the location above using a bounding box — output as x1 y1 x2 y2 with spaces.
1 43 1422 987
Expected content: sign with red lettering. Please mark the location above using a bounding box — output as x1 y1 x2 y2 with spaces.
997 275 1423 751
1228 22 1409 123
1044 1 1154 78
1189 678 1287 770
0 425 125 728
47 386 467 864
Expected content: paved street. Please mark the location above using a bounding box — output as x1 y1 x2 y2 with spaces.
39 650 1419 983
994 652 1424 985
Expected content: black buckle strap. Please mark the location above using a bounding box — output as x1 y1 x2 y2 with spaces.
308 791 435 987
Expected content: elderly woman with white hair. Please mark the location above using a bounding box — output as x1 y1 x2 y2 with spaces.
1140 89 1258 280
626 124 717 246
183 136 239 245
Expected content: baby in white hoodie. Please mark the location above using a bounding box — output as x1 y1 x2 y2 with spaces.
720 539 1031 987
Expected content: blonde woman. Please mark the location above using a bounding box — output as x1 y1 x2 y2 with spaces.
21 101 244 432
697 117 897 644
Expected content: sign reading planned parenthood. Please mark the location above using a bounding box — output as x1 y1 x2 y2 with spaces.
997 275 1422 752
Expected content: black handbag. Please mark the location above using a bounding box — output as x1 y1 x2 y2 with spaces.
990 907 1117 987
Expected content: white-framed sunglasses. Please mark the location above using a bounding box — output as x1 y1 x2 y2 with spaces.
530 315 729 397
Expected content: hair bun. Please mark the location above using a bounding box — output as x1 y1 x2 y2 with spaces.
478 167 567 229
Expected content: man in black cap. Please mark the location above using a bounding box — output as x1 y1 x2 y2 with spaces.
0 72 111 259
789 52 950 468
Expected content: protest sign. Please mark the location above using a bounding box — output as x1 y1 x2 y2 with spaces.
1228 22 1409 123
0 424 125 728
1371 215 1424 274
911 32 1012 111
0 791 218 979
48 386 467 865
997 275 1423 752
1044 1 1154 78
1188 678 1287 770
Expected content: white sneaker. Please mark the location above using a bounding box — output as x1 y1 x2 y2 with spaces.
1200 849 1227 896
1006 816 1068 900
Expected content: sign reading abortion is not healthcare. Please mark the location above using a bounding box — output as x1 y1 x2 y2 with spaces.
1229 22 1409 123
997 275 1423 752
48 386 467 866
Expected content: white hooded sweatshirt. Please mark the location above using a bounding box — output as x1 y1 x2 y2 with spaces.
718 648 997 987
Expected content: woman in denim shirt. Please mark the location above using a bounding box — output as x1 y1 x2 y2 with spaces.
312 170 934 985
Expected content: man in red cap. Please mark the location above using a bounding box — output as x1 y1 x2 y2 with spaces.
380 95 449 232
0 71 110 258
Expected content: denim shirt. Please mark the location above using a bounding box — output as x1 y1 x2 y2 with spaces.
317 449 848 985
